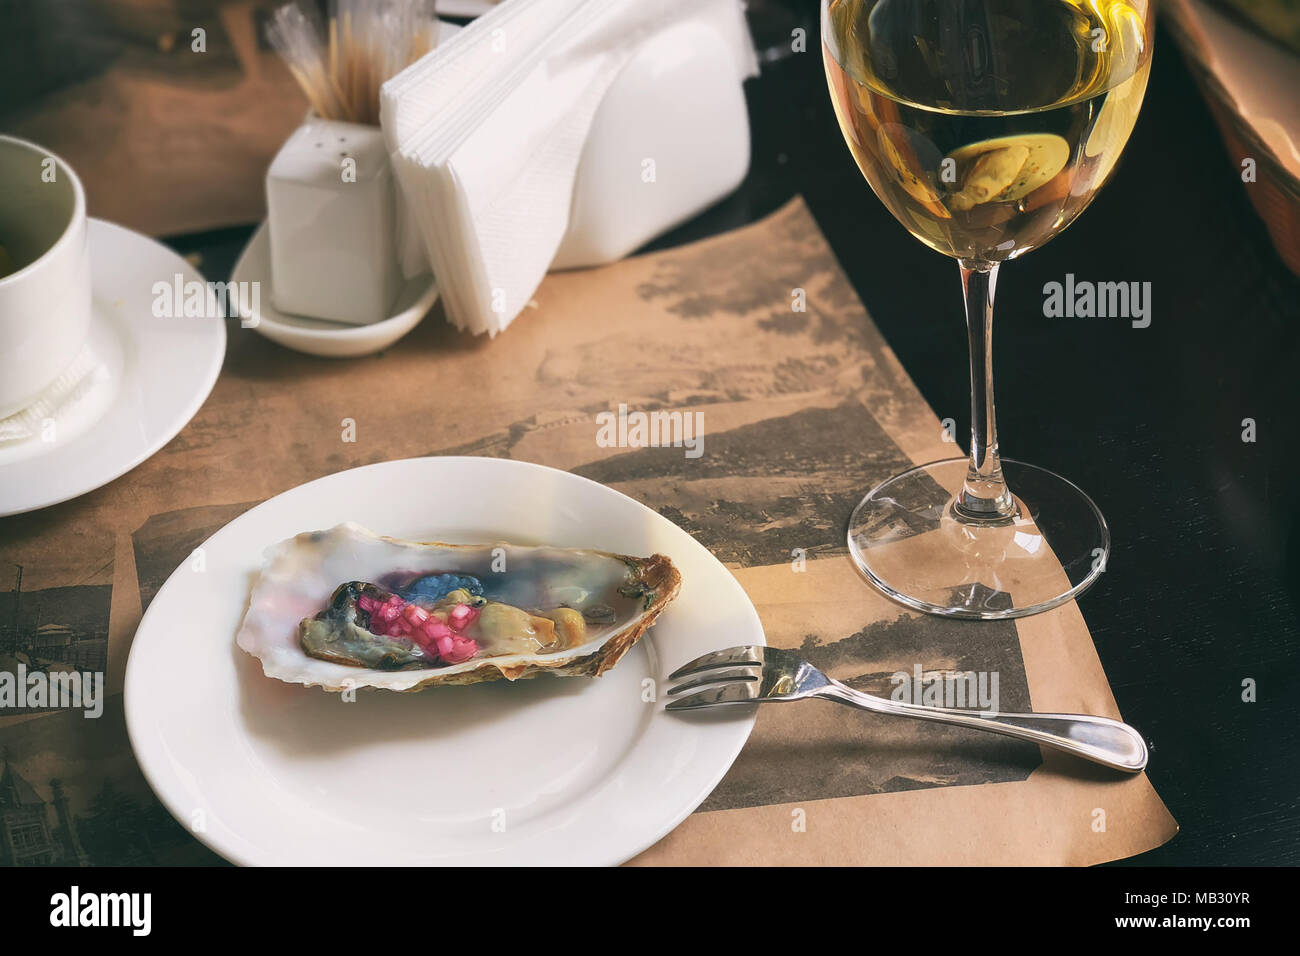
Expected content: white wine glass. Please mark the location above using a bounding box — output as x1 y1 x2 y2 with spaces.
822 0 1155 618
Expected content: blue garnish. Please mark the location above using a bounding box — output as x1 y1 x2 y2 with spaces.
398 573 484 606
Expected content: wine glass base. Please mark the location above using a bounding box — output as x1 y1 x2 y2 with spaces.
847 458 1109 620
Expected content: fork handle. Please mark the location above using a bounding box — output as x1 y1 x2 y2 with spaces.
820 684 1148 773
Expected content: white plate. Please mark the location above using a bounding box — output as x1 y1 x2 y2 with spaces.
232 222 439 358
124 457 762 866
0 219 225 517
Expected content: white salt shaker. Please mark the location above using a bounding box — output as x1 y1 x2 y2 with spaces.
266 117 402 325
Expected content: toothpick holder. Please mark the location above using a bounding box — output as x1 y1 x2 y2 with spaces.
266 117 403 325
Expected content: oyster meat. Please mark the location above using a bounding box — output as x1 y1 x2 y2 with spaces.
235 523 681 692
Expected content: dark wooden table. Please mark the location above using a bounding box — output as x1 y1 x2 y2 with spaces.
169 7 1300 866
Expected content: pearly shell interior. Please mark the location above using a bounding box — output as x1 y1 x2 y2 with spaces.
235 522 681 692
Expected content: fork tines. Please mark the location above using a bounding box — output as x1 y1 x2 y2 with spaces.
667 644 766 680
664 645 767 711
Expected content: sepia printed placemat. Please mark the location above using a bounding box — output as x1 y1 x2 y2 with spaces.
0 198 1176 866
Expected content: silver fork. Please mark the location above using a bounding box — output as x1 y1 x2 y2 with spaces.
666 645 1148 773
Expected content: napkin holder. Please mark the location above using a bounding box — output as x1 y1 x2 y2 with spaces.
552 16 752 269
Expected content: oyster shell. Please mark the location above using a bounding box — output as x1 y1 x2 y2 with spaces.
235 522 681 692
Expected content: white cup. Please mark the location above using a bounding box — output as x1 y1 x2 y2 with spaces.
0 135 92 419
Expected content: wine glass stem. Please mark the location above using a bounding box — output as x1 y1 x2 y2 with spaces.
956 260 1017 521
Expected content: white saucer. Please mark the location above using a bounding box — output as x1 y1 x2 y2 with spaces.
124 457 763 866
232 222 439 358
0 219 225 517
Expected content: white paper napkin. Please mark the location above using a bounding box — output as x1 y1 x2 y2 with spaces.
0 347 104 444
382 0 756 336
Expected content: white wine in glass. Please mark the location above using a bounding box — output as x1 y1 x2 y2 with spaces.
822 0 1154 618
